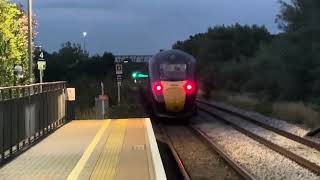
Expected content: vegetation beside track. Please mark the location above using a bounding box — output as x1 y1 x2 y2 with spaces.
206 91 320 129
174 0 320 128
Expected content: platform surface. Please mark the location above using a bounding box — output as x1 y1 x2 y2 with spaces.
0 118 166 180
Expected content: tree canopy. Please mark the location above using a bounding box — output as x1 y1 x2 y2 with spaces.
0 0 31 86
173 0 320 103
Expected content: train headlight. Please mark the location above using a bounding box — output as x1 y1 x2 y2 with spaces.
153 82 163 95
184 81 196 94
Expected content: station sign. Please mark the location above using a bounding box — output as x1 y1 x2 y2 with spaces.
117 75 122 81
38 51 45 61
66 88 76 101
115 64 123 75
37 61 46 70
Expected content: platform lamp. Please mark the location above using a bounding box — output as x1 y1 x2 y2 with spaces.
14 65 24 86
28 0 33 83
83 32 87 53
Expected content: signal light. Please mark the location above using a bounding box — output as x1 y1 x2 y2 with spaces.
153 82 163 95
132 72 149 79
184 81 196 94
132 72 138 79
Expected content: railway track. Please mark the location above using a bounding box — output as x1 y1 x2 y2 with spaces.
156 121 255 180
197 100 320 151
157 123 191 180
197 100 320 175
189 126 256 180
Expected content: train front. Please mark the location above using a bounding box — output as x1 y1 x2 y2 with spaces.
149 50 197 119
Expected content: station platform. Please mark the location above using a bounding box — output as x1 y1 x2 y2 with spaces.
0 118 166 180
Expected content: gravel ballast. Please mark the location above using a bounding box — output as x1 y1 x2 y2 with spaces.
192 113 320 180
210 101 320 144
210 107 320 167
165 125 242 180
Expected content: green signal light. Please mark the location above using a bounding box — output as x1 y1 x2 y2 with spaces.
138 74 149 78
132 72 149 79
132 72 138 79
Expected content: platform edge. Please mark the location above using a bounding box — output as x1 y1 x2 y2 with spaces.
145 118 167 180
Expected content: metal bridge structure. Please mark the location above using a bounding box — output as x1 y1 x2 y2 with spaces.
114 55 153 63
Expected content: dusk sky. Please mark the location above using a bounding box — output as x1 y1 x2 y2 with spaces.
13 0 286 55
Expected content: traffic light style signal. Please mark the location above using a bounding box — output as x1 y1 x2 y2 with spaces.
132 72 149 79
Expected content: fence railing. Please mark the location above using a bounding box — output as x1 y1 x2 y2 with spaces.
0 82 67 163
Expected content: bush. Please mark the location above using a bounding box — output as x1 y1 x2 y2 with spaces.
210 91 320 128
226 94 258 111
272 102 320 127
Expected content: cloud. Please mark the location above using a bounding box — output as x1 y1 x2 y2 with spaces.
12 0 282 54
36 0 123 10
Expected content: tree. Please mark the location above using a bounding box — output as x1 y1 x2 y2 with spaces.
276 0 320 33
172 24 273 96
272 0 320 100
0 0 34 86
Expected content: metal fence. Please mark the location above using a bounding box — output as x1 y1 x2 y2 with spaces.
0 82 67 163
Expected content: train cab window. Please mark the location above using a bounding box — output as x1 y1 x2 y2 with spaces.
159 64 187 81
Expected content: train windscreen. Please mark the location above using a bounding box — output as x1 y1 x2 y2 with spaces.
159 64 187 81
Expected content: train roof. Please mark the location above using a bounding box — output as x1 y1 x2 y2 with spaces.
150 49 196 65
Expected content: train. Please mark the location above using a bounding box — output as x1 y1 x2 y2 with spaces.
147 49 197 119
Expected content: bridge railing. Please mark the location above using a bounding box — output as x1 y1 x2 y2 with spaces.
0 81 67 163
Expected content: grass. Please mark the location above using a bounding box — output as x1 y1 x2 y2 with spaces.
108 104 148 119
226 94 258 111
71 76 149 120
75 108 96 120
272 102 320 127
210 90 320 128
74 103 147 120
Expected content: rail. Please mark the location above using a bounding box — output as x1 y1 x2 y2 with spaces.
190 126 256 180
197 102 320 175
0 82 67 164
197 99 320 151
157 123 191 180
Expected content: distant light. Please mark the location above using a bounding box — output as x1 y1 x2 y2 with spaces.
132 72 138 79
14 65 24 79
138 74 149 78
124 60 129 63
132 72 149 79
83 32 87 37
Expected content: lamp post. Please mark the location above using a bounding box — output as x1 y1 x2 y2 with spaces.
14 65 24 86
83 32 87 53
28 0 33 84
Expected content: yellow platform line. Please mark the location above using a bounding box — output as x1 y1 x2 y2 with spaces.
67 120 111 180
90 120 127 180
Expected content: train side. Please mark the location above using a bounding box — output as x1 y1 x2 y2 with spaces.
148 50 197 119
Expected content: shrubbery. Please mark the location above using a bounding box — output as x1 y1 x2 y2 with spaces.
173 0 320 104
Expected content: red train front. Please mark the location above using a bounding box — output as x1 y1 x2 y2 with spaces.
148 50 197 119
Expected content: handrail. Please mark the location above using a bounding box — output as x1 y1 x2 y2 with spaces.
0 81 67 165
0 81 66 90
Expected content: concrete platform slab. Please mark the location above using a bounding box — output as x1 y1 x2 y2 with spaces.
0 118 166 180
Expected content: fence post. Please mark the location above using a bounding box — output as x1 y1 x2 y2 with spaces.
9 88 13 156
66 88 76 121
0 90 4 160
